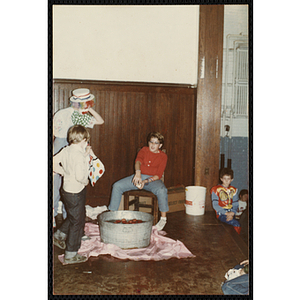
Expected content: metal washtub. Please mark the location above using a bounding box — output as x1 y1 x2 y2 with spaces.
97 210 153 249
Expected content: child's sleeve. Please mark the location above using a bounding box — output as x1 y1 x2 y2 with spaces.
135 147 146 164
211 190 227 215
231 189 239 214
53 150 64 176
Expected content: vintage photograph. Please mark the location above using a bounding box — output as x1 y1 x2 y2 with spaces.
50 1 250 296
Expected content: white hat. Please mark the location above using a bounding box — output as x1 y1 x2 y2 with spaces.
70 88 95 112
70 88 95 102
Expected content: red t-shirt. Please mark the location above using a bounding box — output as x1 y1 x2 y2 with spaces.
135 146 167 179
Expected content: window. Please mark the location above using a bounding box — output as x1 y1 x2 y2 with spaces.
222 33 248 118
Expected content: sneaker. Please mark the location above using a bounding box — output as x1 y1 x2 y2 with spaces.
53 237 66 250
155 218 167 231
64 254 88 265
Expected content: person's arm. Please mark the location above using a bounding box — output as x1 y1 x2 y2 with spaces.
132 148 147 187
211 191 227 215
85 145 96 158
135 175 159 189
53 110 64 137
53 151 64 176
132 161 142 187
240 260 249 266
143 175 159 184
231 189 239 214
88 107 104 125
225 188 239 220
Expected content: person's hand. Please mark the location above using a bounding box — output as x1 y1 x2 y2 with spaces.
86 146 95 157
239 260 249 275
85 145 95 158
136 181 145 189
88 107 104 125
225 211 235 221
84 146 90 156
132 173 142 187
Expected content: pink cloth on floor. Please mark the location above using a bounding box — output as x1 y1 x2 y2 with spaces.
58 223 195 264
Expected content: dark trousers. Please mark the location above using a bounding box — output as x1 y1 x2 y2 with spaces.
59 187 87 252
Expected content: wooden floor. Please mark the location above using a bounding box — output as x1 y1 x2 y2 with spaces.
51 210 249 296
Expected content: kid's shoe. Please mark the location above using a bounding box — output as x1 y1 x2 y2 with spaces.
64 254 88 265
53 237 66 250
155 218 167 231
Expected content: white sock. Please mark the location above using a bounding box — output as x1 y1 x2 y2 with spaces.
155 217 167 231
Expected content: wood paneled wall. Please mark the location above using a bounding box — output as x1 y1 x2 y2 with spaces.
53 79 197 207
195 6 224 210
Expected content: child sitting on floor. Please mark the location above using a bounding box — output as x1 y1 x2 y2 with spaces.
53 125 97 264
222 259 249 295
211 168 241 234
235 189 248 219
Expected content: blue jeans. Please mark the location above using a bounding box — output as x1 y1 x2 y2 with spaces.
53 137 68 219
222 273 249 295
108 174 169 212
59 187 87 253
218 214 241 228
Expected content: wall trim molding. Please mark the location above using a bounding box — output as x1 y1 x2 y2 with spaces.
53 78 196 92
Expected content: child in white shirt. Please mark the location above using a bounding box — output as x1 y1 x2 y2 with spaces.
235 189 248 219
53 125 95 264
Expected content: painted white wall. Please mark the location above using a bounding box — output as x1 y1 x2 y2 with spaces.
53 5 249 136
224 5 248 38
53 5 199 84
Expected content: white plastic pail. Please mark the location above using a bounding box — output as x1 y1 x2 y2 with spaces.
185 186 206 216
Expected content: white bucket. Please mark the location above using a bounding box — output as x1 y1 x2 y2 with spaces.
185 186 206 216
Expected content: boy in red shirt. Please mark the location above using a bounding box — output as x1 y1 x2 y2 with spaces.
108 132 168 231
211 168 241 234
